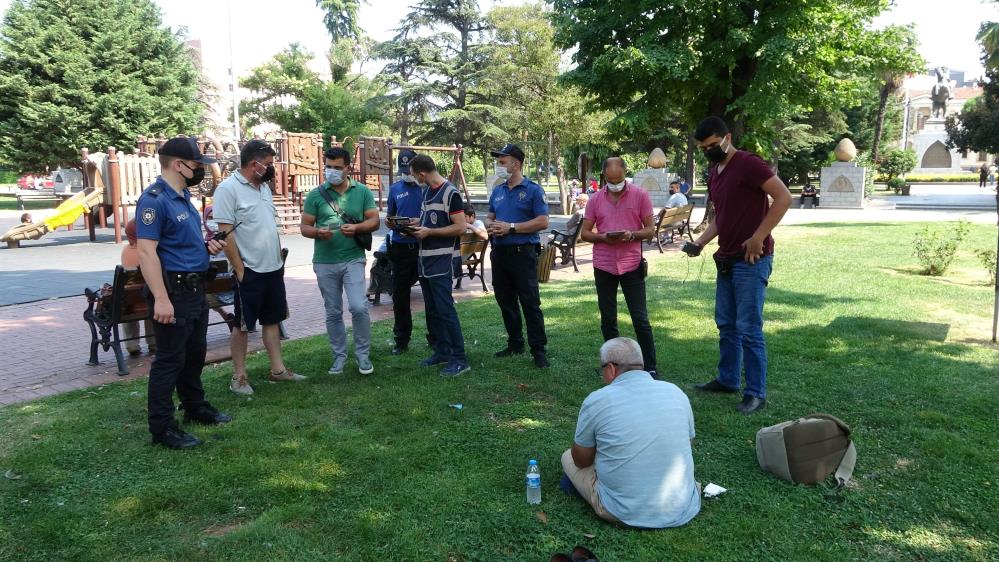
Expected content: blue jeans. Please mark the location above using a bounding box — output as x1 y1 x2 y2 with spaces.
715 255 772 398
419 274 467 364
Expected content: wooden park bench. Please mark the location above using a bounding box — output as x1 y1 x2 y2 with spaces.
84 259 237 376
650 203 695 253
16 188 60 210
455 233 490 292
548 218 584 272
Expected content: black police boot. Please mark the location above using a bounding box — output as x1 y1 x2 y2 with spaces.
184 404 232 425
495 346 525 358
152 427 202 449
391 341 409 355
532 350 550 368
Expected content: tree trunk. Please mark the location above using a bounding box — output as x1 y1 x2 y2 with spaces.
871 83 891 165
553 130 567 214
685 134 696 191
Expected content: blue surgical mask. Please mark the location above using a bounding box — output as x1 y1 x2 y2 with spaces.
400 173 417 184
325 168 344 185
494 164 511 180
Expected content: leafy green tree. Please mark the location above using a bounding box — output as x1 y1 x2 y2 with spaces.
486 3 611 203
316 0 362 42
551 0 898 149
372 37 440 144
398 0 502 154
239 44 388 141
946 75 999 156
866 25 924 164
0 0 204 172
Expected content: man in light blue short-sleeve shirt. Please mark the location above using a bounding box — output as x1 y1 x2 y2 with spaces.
561 337 701 528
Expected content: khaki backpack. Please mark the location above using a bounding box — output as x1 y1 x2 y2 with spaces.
756 413 857 486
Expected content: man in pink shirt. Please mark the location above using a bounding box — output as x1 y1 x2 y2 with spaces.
580 157 658 377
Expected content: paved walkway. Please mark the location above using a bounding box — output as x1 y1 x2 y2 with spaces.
2 202 996 408
0 214 608 407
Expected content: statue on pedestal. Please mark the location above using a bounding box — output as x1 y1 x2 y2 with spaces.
930 66 954 119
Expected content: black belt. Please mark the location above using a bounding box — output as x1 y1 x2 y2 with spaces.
165 270 210 292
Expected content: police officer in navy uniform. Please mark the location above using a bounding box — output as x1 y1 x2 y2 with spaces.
136 137 231 449
385 149 435 354
486 144 550 368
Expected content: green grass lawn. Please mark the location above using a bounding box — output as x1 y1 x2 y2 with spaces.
0 194 57 212
1 222 997 561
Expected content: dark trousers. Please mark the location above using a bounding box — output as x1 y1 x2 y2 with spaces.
419 274 467 364
390 242 435 347
593 266 657 372
146 290 208 435
491 244 547 352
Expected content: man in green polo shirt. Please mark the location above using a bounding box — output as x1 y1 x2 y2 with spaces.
301 147 380 376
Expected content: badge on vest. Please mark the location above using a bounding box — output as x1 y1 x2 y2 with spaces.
430 213 438 225
141 208 156 225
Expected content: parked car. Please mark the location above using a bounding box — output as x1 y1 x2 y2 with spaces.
16 174 54 190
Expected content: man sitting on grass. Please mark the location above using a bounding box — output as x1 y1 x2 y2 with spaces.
560 337 700 528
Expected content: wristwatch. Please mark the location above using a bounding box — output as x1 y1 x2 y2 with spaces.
509 223 516 234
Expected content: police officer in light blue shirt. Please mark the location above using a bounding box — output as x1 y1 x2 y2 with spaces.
486 143 550 368
384 149 436 354
136 137 231 450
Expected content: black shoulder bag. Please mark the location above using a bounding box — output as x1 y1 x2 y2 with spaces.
317 185 372 251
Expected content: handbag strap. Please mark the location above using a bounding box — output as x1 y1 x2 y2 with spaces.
834 441 857 487
317 184 347 219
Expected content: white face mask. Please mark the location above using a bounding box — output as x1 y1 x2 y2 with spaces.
400 173 417 184
494 164 511 180
325 168 344 185
607 181 626 193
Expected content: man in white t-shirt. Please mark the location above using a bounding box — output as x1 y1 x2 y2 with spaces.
666 181 688 208
561 337 701 528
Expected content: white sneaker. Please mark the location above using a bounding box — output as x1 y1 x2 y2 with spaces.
328 357 347 375
358 357 374 375
230 375 254 395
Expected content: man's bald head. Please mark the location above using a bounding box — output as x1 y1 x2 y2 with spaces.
603 157 627 184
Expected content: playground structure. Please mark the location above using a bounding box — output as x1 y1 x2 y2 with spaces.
1 186 104 248
3 131 473 248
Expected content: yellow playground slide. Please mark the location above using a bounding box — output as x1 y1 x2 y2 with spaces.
1 187 104 246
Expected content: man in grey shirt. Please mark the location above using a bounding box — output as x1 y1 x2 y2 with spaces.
213 140 304 395
561 337 700 528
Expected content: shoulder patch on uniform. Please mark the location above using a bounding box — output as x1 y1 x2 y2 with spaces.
141 208 156 225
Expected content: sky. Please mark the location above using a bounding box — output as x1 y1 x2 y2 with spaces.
0 0 996 130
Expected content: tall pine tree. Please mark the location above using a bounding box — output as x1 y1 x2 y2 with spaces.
0 0 204 172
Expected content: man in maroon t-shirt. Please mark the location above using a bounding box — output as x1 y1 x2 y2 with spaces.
686 116 792 415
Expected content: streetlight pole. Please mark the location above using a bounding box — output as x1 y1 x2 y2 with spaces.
227 0 241 142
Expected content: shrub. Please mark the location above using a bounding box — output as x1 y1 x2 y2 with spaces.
912 220 970 276
904 173 979 182
978 248 997 285
876 148 918 184
856 152 876 197
886 177 906 194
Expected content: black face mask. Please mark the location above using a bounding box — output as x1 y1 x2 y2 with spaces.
705 145 727 163
258 164 275 183
181 162 205 187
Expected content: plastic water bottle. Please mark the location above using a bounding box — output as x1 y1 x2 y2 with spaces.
526 459 541 504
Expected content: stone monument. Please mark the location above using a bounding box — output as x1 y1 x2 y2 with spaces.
930 66 954 119
632 148 677 208
819 138 866 209
910 66 963 173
